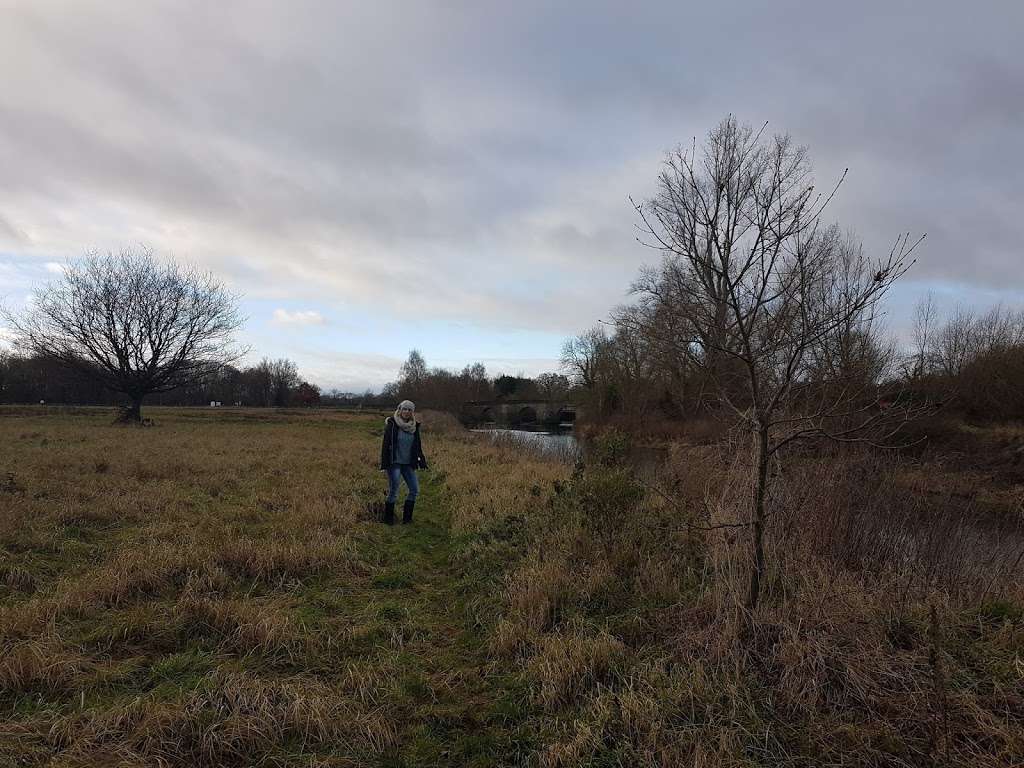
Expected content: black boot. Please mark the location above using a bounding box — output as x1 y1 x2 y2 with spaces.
402 498 415 524
383 501 396 525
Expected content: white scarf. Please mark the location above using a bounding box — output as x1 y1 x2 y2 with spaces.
392 401 417 434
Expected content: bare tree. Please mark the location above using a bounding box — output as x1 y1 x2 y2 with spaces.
393 349 428 400
560 327 608 389
935 305 978 379
460 362 491 401
908 292 938 379
535 372 571 403
241 361 274 406
974 304 1024 352
634 116 923 612
266 358 299 407
803 231 897 387
1 248 244 422
924 301 1024 381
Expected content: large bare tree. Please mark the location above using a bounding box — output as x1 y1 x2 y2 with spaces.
634 116 924 612
560 327 609 390
2 248 244 421
535 372 571 403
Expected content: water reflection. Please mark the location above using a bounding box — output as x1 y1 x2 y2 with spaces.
473 427 673 478
472 427 581 462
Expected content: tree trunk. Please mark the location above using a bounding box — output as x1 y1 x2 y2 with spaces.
121 394 143 422
746 424 770 612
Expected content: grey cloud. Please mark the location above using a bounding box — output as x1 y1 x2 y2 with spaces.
0 214 25 244
1 0 1022 348
261 349 406 394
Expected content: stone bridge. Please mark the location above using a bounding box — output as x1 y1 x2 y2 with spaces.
461 399 579 426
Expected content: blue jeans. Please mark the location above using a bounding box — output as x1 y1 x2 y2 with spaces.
386 464 419 504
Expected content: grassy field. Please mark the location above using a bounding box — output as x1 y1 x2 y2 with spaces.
1 407 1022 767
0 407 564 767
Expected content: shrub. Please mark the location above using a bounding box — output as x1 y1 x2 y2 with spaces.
589 428 632 467
573 468 645 551
958 344 1024 420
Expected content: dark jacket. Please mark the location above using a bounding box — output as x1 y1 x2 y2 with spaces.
380 417 428 470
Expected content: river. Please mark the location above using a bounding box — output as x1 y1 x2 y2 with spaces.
471 427 581 462
471 427 668 477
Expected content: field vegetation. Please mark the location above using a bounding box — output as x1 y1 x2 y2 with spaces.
1 407 1022 766
0 407 563 766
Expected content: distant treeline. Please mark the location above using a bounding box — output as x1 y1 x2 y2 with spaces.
0 355 321 408
0 347 575 413
379 350 574 415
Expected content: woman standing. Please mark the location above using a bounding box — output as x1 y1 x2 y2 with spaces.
379 400 429 525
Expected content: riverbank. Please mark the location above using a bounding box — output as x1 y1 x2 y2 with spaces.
496 420 1024 766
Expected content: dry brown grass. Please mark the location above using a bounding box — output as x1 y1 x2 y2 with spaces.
430 428 565 536
43 669 399 766
0 638 96 694
0 410 399 764
4 404 1021 765
174 593 314 662
489 426 1024 767
528 627 628 711
0 405 572 766
213 536 363 583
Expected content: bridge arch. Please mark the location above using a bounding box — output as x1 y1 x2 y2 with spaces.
517 406 538 424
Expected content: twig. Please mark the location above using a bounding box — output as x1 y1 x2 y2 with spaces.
637 476 754 531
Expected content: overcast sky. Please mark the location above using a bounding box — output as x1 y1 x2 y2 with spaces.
1 1 1022 391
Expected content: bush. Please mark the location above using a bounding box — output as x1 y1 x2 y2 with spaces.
958 344 1024 420
573 468 645 553
588 428 632 467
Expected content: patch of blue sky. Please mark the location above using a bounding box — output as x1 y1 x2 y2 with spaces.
0 255 55 306
236 297 564 388
884 278 1024 344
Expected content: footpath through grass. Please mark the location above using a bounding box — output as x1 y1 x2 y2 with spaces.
357 472 537 767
